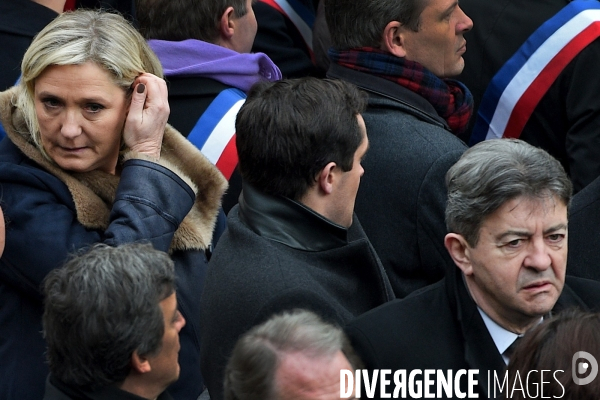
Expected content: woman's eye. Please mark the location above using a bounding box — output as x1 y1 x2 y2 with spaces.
86 103 104 113
42 98 60 108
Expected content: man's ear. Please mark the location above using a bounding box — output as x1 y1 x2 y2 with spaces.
317 162 337 195
219 6 236 41
444 233 474 275
381 21 407 58
131 350 152 374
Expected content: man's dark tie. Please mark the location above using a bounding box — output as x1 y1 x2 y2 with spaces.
504 336 523 362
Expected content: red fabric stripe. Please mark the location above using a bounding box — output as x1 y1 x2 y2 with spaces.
215 134 238 180
504 22 600 139
259 0 285 14
64 0 76 11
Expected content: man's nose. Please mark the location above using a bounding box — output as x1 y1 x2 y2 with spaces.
523 239 552 271
457 6 473 33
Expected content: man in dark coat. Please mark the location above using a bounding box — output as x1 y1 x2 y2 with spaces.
42 244 181 400
200 78 395 400
252 0 323 78
346 139 600 399
460 0 600 193
325 0 473 298
136 0 281 214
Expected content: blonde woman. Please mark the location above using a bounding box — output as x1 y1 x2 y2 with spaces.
0 10 227 400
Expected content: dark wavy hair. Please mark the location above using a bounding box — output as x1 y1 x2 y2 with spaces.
43 243 176 390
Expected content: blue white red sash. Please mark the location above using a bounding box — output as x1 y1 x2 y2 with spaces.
187 88 246 180
259 0 315 56
470 0 600 145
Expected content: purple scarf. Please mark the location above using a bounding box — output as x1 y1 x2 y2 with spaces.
148 39 282 92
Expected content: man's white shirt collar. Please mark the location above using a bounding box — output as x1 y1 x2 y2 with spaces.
477 307 540 365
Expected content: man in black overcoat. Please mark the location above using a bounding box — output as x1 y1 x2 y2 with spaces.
200 78 394 400
346 139 600 399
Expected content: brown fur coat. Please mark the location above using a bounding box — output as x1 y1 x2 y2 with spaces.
0 87 228 251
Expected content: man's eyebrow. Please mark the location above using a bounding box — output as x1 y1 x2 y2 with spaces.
495 230 531 241
494 223 568 241
544 223 568 235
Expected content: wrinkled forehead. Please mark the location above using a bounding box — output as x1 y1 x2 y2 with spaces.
482 195 569 231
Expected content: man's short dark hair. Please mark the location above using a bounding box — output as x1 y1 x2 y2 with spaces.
223 309 362 400
235 77 367 200
136 0 249 42
325 0 427 49
43 243 176 390
445 139 573 247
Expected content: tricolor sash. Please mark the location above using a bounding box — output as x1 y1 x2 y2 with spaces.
470 0 600 145
259 0 315 57
187 88 246 180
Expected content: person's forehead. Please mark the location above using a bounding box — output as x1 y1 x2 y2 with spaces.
420 0 456 15
276 351 352 399
482 196 568 231
159 292 177 319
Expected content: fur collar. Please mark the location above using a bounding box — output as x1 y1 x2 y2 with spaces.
0 87 228 252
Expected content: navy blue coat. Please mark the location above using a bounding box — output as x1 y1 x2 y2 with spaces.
0 88 227 400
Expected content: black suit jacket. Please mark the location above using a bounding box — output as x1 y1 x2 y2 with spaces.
345 269 600 399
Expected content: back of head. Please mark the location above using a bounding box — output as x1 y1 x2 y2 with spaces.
506 310 600 399
43 243 176 390
16 9 163 151
224 309 360 400
325 0 426 49
136 0 249 43
445 139 572 247
236 77 367 200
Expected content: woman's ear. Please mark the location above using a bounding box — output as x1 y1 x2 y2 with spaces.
445 233 474 275
381 21 408 58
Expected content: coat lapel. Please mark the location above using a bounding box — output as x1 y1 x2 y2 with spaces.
450 271 507 398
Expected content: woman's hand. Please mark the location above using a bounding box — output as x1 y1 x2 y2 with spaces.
123 73 170 160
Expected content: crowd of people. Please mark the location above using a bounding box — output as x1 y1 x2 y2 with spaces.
1 0 600 399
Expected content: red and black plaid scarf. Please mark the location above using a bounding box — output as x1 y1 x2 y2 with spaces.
329 47 473 136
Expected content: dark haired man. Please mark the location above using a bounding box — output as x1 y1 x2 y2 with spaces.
42 243 185 400
345 140 600 398
200 77 394 400
325 0 472 298
136 0 282 213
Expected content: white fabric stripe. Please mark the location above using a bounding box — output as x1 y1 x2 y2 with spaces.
486 9 600 140
272 0 313 51
200 99 245 164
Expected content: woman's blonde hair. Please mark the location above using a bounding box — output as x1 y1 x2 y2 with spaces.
15 9 163 152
